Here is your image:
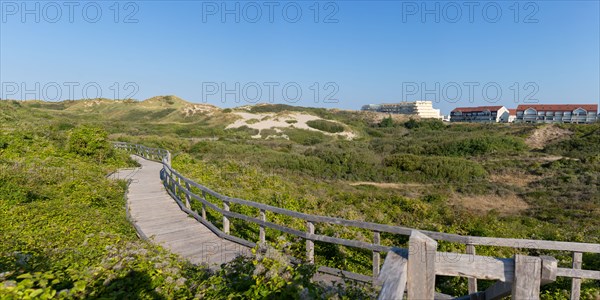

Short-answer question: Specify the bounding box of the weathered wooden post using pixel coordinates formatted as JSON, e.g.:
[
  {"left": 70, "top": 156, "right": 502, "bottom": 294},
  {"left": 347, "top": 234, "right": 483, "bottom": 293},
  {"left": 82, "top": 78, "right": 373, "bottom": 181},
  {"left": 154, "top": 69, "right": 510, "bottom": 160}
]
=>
[
  {"left": 184, "top": 181, "right": 191, "bottom": 209},
  {"left": 407, "top": 231, "right": 437, "bottom": 299},
  {"left": 201, "top": 190, "right": 207, "bottom": 220},
  {"left": 571, "top": 252, "right": 582, "bottom": 300},
  {"left": 259, "top": 209, "right": 266, "bottom": 244},
  {"left": 373, "top": 231, "right": 381, "bottom": 283},
  {"left": 306, "top": 221, "right": 315, "bottom": 263},
  {"left": 223, "top": 201, "right": 230, "bottom": 234},
  {"left": 466, "top": 243, "right": 477, "bottom": 293},
  {"left": 169, "top": 173, "right": 176, "bottom": 193},
  {"left": 512, "top": 254, "right": 542, "bottom": 299},
  {"left": 540, "top": 255, "right": 558, "bottom": 285},
  {"left": 173, "top": 175, "right": 179, "bottom": 195},
  {"left": 377, "top": 248, "right": 408, "bottom": 300}
]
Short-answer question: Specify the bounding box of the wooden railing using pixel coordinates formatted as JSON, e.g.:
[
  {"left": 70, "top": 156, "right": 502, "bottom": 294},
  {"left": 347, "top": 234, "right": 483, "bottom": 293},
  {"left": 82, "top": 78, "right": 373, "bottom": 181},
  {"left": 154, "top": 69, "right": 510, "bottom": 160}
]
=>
[{"left": 113, "top": 142, "right": 600, "bottom": 299}]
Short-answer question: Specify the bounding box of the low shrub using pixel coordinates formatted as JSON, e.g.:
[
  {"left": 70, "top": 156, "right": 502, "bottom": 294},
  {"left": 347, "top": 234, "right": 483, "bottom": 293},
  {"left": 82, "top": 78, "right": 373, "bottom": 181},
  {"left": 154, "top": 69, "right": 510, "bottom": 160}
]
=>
[
  {"left": 306, "top": 119, "right": 345, "bottom": 133},
  {"left": 384, "top": 154, "right": 487, "bottom": 182}
]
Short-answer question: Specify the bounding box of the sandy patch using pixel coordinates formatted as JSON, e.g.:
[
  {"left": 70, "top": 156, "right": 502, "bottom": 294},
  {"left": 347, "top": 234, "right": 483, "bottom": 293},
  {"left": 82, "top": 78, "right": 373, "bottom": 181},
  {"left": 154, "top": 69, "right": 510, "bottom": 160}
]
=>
[
  {"left": 226, "top": 112, "right": 356, "bottom": 140},
  {"left": 526, "top": 125, "right": 572, "bottom": 149},
  {"left": 182, "top": 104, "right": 219, "bottom": 117}
]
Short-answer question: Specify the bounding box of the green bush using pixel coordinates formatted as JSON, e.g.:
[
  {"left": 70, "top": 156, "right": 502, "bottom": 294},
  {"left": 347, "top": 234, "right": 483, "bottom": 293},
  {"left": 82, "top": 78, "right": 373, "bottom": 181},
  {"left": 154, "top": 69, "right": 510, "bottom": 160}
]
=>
[
  {"left": 379, "top": 116, "right": 394, "bottom": 128},
  {"left": 404, "top": 118, "right": 444, "bottom": 130},
  {"left": 306, "top": 119, "right": 345, "bottom": 133},
  {"left": 68, "top": 126, "right": 113, "bottom": 161},
  {"left": 431, "top": 136, "right": 528, "bottom": 156},
  {"left": 285, "top": 129, "right": 325, "bottom": 145},
  {"left": 384, "top": 154, "right": 487, "bottom": 182}
]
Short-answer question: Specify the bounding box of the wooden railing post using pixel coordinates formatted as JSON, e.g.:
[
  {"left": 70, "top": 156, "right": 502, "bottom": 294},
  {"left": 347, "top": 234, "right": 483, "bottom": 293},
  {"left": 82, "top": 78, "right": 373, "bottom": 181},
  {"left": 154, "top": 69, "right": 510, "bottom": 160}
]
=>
[
  {"left": 223, "top": 201, "right": 230, "bottom": 234},
  {"left": 306, "top": 221, "right": 315, "bottom": 264},
  {"left": 466, "top": 243, "right": 478, "bottom": 294},
  {"left": 407, "top": 231, "right": 437, "bottom": 299},
  {"left": 373, "top": 231, "right": 381, "bottom": 284},
  {"left": 201, "top": 190, "right": 207, "bottom": 220},
  {"left": 571, "top": 252, "right": 582, "bottom": 300},
  {"left": 377, "top": 248, "right": 408, "bottom": 299},
  {"left": 170, "top": 173, "right": 176, "bottom": 193},
  {"left": 173, "top": 175, "right": 179, "bottom": 195},
  {"left": 184, "top": 181, "right": 191, "bottom": 209},
  {"left": 259, "top": 209, "right": 266, "bottom": 244},
  {"left": 512, "top": 254, "right": 542, "bottom": 299}
]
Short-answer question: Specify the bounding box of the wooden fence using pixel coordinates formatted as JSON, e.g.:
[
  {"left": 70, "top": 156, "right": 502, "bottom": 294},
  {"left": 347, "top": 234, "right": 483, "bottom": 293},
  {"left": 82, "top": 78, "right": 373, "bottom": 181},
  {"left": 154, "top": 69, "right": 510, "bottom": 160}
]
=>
[{"left": 113, "top": 142, "right": 600, "bottom": 299}]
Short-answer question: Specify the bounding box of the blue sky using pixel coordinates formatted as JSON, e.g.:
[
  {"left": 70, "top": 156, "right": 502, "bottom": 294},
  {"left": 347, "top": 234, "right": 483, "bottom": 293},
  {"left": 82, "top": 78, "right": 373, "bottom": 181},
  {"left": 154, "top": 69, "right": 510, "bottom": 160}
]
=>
[{"left": 1, "top": 1, "right": 599, "bottom": 114}]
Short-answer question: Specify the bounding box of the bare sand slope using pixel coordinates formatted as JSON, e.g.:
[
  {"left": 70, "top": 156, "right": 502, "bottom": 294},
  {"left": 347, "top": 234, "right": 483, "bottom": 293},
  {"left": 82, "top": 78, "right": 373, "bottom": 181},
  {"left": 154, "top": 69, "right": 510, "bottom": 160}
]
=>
[{"left": 226, "top": 112, "right": 356, "bottom": 140}]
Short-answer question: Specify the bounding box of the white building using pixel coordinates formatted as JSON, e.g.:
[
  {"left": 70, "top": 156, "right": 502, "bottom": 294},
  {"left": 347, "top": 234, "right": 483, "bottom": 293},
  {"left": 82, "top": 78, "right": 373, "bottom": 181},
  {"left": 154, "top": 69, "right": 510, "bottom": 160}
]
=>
[
  {"left": 450, "top": 106, "right": 509, "bottom": 123},
  {"left": 361, "top": 101, "right": 442, "bottom": 119}
]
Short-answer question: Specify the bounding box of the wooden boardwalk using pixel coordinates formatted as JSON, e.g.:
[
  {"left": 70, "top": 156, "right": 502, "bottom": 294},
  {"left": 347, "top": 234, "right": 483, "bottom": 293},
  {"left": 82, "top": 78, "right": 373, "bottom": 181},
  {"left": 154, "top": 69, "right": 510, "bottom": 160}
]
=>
[
  {"left": 110, "top": 143, "right": 600, "bottom": 299},
  {"left": 110, "top": 156, "right": 250, "bottom": 268}
]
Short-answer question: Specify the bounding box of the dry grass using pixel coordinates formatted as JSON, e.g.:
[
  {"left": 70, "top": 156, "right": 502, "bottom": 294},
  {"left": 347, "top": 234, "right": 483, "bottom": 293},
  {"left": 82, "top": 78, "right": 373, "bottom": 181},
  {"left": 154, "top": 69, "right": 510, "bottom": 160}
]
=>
[
  {"left": 450, "top": 193, "right": 530, "bottom": 215},
  {"left": 488, "top": 172, "right": 541, "bottom": 188},
  {"left": 348, "top": 181, "right": 433, "bottom": 199},
  {"left": 349, "top": 181, "right": 427, "bottom": 189}
]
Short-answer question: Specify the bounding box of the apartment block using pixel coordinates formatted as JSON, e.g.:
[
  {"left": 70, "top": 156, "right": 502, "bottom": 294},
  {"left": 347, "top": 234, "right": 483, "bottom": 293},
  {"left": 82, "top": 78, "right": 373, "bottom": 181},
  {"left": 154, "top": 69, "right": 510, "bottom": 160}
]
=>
[
  {"left": 450, "top": 106, "right": 509, "bottom": 123},
  {"left": 515, "top": 104, "right": 598, "bottom": 124},
  {"left": 361, "top": 101, "right": 442, "bottom": 119}
]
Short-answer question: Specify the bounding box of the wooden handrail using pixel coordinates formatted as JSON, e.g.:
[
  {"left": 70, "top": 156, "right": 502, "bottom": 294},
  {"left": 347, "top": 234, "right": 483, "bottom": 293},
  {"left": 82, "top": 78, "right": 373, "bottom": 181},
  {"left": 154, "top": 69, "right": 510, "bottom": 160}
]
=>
[{"left": 114, "top": 142, "right": 600, "bottom": 299}]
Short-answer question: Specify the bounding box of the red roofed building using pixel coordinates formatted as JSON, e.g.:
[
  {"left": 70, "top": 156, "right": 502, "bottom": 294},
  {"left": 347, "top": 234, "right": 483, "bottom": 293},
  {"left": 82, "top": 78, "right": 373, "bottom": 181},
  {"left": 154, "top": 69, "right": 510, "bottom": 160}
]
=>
[
  {"left": 516, "top": 104, "right": 598, "bottom": 124},
  {"left": 450, "top": 106, "right": 509, "bottom": 123}
]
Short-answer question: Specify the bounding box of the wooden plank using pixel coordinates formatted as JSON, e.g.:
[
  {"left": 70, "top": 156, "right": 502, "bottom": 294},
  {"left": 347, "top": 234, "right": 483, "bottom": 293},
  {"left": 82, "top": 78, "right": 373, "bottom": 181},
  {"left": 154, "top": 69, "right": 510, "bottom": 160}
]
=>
[
  {"left": 512, "top": 254, "right": 541, "bottom": 300},
  {"left": 407, "top": 231, "right": 437, "bottom": 299},
  {"left": 436, "top": 253, "right": 514, "bottom": 282},
  {"left": 306, "top": 221, "right": 315, "bottom": 264},
  {"left": 466, "top": 244, "right": 477, "bottom": 294},
  {"left": 556, "top": 267, "right": 600, "bottom": 280},
  {"left": 571, "top": 252, "right": 582, "bottom": 300},
  {"left": 377, "top": 248, "right": 408, "bottom": 300}
]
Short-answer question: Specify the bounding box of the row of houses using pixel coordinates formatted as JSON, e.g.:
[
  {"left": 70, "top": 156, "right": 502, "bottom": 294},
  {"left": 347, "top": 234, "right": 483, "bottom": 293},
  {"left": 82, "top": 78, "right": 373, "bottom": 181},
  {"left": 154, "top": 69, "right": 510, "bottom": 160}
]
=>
[
  {"left": 450, "top": 104, "right": 599, "bottom": 124},
  {"left": 360, "top": 101, "right": 599, "bottom": 124}
]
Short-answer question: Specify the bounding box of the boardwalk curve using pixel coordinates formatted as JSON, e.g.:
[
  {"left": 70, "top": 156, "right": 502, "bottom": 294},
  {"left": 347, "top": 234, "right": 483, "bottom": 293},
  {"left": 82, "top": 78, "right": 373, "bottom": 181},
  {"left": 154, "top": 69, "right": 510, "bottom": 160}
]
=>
[{"left": 111, "top": 156, "right": 250, "bottom": 268}]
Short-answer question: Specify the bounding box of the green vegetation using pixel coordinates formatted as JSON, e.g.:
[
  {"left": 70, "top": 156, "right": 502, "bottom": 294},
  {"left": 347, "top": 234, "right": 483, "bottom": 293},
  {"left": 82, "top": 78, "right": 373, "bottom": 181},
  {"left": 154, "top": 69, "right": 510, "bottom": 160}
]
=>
[
  {"left": 306, "top": 120, "right": 345, "bottom": 133},
  {"left": 0, "top": 125, "right": 198, "bottom": 298},
  {"left": 284, "top": 128, "right": 326, "bottom": 146},
  {"left": 1, "top": 98, "right": 599, "bottom": 298}
]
